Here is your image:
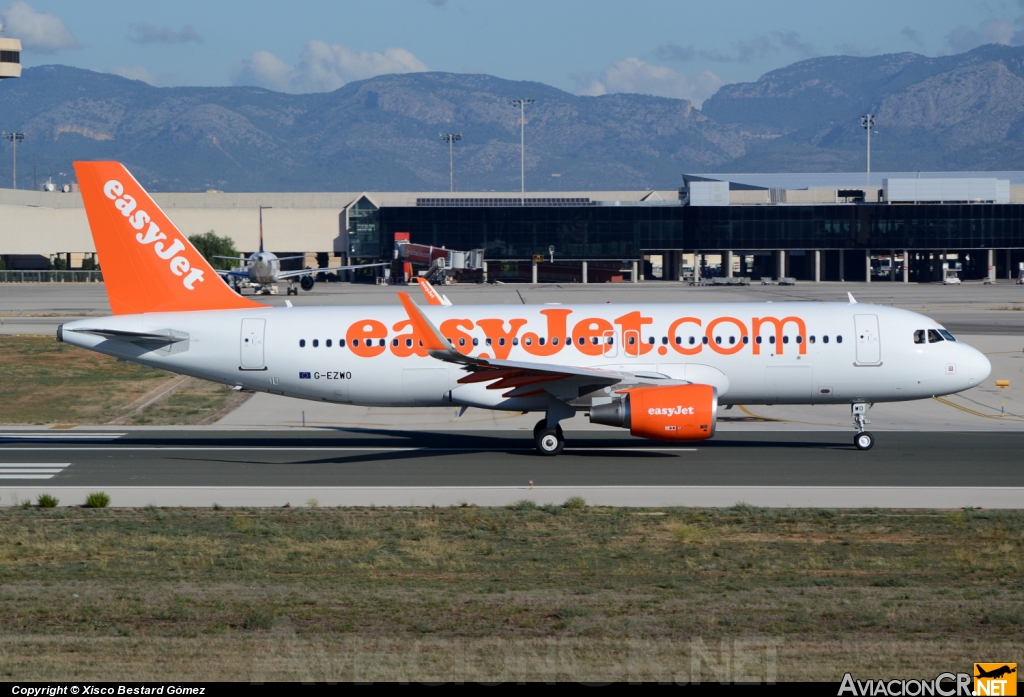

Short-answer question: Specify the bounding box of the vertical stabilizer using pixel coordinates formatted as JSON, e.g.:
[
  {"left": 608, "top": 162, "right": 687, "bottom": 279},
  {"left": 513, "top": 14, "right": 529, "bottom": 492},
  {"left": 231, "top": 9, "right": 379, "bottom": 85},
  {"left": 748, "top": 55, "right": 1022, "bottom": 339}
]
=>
[{"left": 74, "top": 161, "right": 266, "bottom": 315}]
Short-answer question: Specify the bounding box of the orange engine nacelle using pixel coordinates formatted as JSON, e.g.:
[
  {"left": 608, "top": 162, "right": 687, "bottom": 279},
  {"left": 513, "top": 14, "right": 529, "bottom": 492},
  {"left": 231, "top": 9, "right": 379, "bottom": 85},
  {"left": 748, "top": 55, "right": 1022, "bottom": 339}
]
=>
[{"left": 589, "top": 384, "right": 718, "bottom": 441}]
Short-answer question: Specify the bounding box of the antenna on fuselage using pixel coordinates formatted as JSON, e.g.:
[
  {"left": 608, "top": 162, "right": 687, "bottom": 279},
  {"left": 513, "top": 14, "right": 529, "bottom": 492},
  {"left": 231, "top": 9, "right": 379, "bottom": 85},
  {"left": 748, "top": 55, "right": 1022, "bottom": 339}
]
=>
[{"left": 848, "top": 292, "right": 857, "bottom": 304}]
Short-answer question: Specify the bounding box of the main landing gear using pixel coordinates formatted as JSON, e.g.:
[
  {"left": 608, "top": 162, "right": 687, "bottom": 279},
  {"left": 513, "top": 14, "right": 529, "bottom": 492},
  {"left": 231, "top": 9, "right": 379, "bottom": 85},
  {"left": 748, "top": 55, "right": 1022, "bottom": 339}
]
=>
[
  {"left": 851, "top": 403, "right": 874, "bottom": 450},
  {"left": 534, "top": 419, "right": 565, "bottom": 456}
]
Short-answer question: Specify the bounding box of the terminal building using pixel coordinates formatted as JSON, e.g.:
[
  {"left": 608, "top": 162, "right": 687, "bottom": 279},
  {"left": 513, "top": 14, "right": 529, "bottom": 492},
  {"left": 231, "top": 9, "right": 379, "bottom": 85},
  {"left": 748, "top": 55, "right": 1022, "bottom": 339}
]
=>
[{"left": 2, "top": 171, "right": 1023, "bottom": 283}]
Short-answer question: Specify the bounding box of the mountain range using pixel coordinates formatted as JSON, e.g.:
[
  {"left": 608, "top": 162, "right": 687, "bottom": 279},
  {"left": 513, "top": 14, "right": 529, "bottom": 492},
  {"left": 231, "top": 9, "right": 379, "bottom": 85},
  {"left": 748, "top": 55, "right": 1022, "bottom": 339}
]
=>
[{"left": 1, "top": 43, "right": 1023, "bottom": 192}]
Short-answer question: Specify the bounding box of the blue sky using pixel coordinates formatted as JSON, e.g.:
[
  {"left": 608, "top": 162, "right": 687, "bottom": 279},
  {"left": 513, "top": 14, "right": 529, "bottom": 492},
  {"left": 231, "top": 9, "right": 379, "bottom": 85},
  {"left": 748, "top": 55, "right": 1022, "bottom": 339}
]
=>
[{"left": 2, "top": 0, "right": 1022, "bottom": 105}]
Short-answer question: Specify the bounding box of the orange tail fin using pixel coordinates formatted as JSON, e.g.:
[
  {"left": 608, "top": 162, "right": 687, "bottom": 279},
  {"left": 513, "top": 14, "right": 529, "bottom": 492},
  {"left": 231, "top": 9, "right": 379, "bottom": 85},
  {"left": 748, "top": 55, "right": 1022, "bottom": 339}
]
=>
[{"left": 74, "top": 161, "right": 265, "bottom": 315}]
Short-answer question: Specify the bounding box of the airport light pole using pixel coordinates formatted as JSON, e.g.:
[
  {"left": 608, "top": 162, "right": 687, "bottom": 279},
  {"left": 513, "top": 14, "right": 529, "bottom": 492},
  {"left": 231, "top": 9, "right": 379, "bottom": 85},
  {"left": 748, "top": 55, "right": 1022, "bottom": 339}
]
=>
[
  {"left": 510, "top": 99, "right": 534, "bottom": 194},
  {"left": 2, "top": 131, "right": 24, "bottom": 189},
  {"left": 861, "top": 114, "right": 875, "bottom": 191},
  {"left": 439, "top": 133, "right": 462, "bottom": 192}
]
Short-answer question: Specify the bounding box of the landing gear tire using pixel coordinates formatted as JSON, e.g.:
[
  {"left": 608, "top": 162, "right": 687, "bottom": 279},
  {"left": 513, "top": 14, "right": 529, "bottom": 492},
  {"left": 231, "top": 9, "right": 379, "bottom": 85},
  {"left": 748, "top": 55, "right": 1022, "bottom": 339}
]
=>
[
  {"left": 534, "top": 420, "right": 565, "bottom": 456},
  {"left": 854, "top": 431, "right": 874, "bottom": 451}
]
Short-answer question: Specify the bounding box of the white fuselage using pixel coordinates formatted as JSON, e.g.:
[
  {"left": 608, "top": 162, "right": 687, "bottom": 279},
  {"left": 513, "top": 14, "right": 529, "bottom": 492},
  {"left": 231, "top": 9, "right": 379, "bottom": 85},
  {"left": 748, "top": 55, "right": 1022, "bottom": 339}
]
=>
[
  {"left": 245, "top": 252, "right": 282, "bottom": 284},
  {"left": 59, "top": 302, "right": 991, "bottom": 412}
]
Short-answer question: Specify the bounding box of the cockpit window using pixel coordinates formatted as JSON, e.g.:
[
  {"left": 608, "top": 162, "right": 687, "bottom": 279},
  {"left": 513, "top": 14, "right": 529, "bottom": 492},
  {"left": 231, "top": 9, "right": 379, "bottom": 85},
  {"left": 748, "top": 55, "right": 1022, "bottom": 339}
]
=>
[
  {"left": 937, "top": 329, "right": 956, "bottom": 342},
  {"left": 927, "top": 329, "right": 943, "bottom": 343},
  {"left": 914, "top": 330, "right": 926, "bottom": 344}
]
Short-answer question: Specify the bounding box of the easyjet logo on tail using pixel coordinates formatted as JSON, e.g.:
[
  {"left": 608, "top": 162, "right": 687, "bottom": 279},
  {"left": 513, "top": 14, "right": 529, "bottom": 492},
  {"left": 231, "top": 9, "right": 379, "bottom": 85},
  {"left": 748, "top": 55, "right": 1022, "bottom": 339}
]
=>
[{"left": 103, "top": 179, "right": 205, "bottom": 290}]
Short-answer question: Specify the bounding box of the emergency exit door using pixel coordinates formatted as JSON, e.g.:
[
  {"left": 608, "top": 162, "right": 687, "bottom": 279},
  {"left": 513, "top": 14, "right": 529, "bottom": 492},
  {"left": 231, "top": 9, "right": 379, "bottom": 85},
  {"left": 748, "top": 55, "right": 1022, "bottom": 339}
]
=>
[
  {"left": 854, "top": 314, "right": 881, "bottom": 365},
  {"left": 240, "top": 318, "right": 266, "bottom": 370}
]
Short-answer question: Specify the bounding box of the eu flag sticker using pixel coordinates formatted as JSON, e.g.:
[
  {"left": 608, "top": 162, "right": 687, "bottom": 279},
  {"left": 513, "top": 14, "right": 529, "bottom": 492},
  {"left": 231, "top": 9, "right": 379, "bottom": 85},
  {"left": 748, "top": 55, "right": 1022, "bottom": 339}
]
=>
[{"left": 299, "top": 372, "right": 311, "bottom": 379}]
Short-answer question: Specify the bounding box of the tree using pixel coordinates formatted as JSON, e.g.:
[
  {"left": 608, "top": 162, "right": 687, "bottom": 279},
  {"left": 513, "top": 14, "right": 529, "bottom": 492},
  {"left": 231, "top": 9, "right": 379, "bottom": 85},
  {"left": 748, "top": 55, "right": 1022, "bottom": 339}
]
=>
[{"left": 188, "top": 231, "right": 240, "bottom": 270}]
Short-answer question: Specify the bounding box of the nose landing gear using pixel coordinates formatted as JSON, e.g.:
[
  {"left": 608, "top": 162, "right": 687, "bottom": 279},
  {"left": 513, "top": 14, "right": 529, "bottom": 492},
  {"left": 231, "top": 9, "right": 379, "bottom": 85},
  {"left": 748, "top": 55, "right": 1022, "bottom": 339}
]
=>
[{"left": 851, "top": 403, "right": 874, "bottom": 450}]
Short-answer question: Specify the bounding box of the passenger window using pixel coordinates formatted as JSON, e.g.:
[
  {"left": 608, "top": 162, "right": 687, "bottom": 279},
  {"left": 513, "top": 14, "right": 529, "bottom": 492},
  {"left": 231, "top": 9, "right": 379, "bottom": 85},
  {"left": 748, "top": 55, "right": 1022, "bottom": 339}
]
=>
[
  {"left": 647, "top": 337, "right": 655, "bottom": 345},
  {"left": 578, "top": 337, "right": 585, "bottom": 345},
  {"left": 607, "top": 336, "right": 614, "bottom": 344},
  {"left": 836, "top": 336, "right": 843, "bottom": 344},
  {"left": 512, "top": 338, "right": 519, "bottom": 346},
  {"left": 742, "top": 336, "right": 749, "bottom": 344},
  {"left": 769, "top": 336, "right": 776, "bottom": 344},
  {"left": 783, "top": 336, "right": 789, "bottom": 344},
  {"left": 702, "top": 336, "right": 709, "bottom": 344},
  {"left": 914, "top": 330, "right": 926, "bottom": 344},
  {"left": 675, "top": 336, "right": 682, "bottom": 345},
  {"left": 628, "top": 336, "right": 635, "bottom": 345},
  {"left": 809, "top": 335, "right": 816, "bottom": 344},
  {"left": 299, "top": 339, "right": 305, "bottom": 347},
  {"left": 552, "top": 337, "right": 559, "bottom": 346},
  {"left": 486, "top": 338, "right": 492, "bottom": 346},
  {"left": 473, "top": 338, "right": 479, "bottom": 346},
  {"left": 380, "top": 339, "right": 386, "bottom": 347},
  {"left": 823, "top": 336, "right": 829, "bottom": 344},
  {"left": 392, "top": 339, "right": 399, "bottom": 347},
  {"left": 729, "top": 336, "right": 736, "bottom": 345},
  {"left": 538, "top": 337, "right": 544, "bottom": 346},
  {"left": 927, "top": 329, "right": 943, "bottom": 343},
  {"left": 688, "top": 336, "right": 695, "bottom": 345},
  {"left": 714, "top": 336, "right": 721, "bottom": 345},
  {"left": 352, "top": 339, "right": 359, "bottom": 347},
  {"left": 499, "top": 338, "right": 506, "bottom": 346},
  {"left": 460, "top": 338, "right": 467, "bottom": 346},
  {"left": 755, "top": 336, "right": 762, "bottom": 344},
  {"left": 796, "top": 336, "right": 802, "bottom": 344},
  {"left": 339, "top": 339, "right": 345, "bottom": 347},
  {"left": 591, "top": 337, "right": 599, "bottom": 345},
  {"left": 406, "top": 338, "right": 413, "bottom": 347},
  {"left": 662, "top": 337, "right": 668, "bottom": 345},
  {"left": 312, "top": 339, "right": 319, "bottom": 347},
  {"left": 326, "top": 339, "right": 332, "bottom": 347}
]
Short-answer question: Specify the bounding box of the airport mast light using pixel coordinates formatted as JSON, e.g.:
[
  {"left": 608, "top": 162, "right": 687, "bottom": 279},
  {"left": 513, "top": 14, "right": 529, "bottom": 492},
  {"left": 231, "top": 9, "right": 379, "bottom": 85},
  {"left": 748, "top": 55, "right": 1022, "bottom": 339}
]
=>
[
  {"left": 861, "top": 114, "right": 876, "bottom": 190},
  {"left": 439, "top": 132, "right": 462, "bottom": 192},
  {"left": 510, "top": 99, "right": 535, "bottom": 194},
  {"left": 1, "top": 131, "right": 24, "bottom": 189}
]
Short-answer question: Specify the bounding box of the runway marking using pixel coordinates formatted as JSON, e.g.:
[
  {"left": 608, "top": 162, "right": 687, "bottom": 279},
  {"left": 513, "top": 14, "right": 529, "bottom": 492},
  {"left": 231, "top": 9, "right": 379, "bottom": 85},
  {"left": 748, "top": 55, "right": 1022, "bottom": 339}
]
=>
[
  {"left": 0, "top": 433, "right": 125, "bottom": 442},
  {"left": 0, "top": 463, "right": 71, "bottom": 479}
]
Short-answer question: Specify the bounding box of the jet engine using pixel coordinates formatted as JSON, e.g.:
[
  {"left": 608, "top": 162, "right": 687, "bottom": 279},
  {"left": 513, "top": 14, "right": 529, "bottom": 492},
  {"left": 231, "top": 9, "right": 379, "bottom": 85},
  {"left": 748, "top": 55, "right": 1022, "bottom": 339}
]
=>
[
  {"left": 299, "top": 275, "right": 315, "bottom": 291},
  {"left": 589, "top": 384, "right": 717, "bottom": 441}
]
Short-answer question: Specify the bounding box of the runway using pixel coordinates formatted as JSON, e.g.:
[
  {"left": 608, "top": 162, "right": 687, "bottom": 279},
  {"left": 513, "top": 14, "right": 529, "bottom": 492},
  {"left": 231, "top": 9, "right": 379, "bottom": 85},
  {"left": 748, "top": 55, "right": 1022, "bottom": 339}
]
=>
[{"left": 1, "top": 429, "right": 1021, "bottom": 508}]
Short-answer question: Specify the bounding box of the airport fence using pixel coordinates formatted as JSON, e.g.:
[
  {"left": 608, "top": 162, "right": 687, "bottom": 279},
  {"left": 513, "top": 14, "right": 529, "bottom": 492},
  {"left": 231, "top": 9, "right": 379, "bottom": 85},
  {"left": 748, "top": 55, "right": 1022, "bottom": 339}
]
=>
[{"left": 0, "top": 270, "right": 103, "bottom": 283}]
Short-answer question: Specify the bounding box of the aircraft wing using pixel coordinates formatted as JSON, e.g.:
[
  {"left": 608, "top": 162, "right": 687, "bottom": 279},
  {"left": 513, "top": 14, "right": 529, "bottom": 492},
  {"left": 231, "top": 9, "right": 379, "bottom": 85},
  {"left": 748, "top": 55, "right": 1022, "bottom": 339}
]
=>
[
  {"left": 416, "top": 277, "right": 452, "bottom": 306},
  {"left": 276, "top": 263, "right": 389, "bottom": 280},
  {"left": 212, "top": 255, "right": 251, "bottom": 262},
  {"left": 216, "top": 269, "right": 250, "bottom": 279},
  {"left": 397, "top": 292, "right": 680, "bottom": 400}
]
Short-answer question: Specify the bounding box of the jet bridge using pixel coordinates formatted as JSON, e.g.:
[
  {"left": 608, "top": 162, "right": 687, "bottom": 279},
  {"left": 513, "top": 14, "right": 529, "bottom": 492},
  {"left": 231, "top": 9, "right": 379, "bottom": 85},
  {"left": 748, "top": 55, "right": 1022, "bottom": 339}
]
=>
[{"left": 393, "top": 232, "right": 485, "bottom": 284}]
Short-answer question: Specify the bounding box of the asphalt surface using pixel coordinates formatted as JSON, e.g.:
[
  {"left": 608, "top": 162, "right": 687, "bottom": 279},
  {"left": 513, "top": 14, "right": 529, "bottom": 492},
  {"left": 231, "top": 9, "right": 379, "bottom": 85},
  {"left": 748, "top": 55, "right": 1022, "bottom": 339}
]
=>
[{"left": 1, "top": 429, "right": 1021, "bottom": 488}]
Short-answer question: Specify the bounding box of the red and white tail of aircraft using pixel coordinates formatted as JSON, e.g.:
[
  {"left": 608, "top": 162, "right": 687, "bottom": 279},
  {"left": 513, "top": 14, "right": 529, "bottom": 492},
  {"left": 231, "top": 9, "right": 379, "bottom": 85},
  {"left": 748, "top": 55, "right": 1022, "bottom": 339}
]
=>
[{"left": 60, "top": 161, "right": 991, "bottom": 454}]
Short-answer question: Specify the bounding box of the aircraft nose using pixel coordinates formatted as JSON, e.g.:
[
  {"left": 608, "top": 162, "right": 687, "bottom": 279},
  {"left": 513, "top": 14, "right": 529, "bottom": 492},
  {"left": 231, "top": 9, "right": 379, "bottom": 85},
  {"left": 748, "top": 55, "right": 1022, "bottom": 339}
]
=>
[{"left": 968, "top": 347, "right": 992, "bottom": 386}]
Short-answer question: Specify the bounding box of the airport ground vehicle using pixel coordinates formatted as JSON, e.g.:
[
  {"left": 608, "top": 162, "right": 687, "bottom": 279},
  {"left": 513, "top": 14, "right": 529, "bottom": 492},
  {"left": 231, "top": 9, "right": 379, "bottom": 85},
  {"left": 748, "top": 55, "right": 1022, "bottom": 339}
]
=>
[{"left": 58, "top": 162, "right": 991, "bottom": 455}]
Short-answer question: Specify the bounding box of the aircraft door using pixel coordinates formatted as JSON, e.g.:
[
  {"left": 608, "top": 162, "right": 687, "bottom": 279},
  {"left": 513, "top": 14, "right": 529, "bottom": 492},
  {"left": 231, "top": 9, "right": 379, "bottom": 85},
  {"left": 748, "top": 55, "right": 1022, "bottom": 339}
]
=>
[
  {"left": 240, "top": 318, "right": 266, "bottom": 370},
  {"left": 854, "top": 314, "right": 881, "bottom": 365},
  {"left": 602, "top": 329, "right": 618, "bottom": 357}
]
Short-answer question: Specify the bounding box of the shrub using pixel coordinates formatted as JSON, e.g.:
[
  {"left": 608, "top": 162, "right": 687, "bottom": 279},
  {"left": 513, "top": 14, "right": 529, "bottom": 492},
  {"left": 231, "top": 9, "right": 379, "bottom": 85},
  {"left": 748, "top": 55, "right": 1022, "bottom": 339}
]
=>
[
  {"left": 511, "top": 499, "right": 537, "bottom": 511},
  {"left": 36, "top": 494, "right": 58, "bottom": 508},
  {"left": 84, "top": 492, "right": 110, "bottom": 508},
  {"left": 243, "top": 609, "right": 275, "bottom": 630},
  {"left": 564, "top": 496, "right": 586, "bottom": 510}
]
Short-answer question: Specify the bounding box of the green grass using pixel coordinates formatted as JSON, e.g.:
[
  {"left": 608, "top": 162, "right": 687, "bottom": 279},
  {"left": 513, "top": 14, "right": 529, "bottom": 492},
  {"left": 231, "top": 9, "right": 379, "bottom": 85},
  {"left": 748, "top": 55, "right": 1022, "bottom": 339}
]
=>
[
  {"left": 0, "top": 336, "right": 248, "bottom": 425},
  {"left": 0, "top": 506, "right": 1021, "bottom": 681}
]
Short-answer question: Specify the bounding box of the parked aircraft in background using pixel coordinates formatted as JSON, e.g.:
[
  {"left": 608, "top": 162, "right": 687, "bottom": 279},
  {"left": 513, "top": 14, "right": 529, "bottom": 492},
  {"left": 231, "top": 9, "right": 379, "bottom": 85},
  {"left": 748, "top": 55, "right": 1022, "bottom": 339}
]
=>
[
  {"left": 215, "top": 207, "right": 385, "bottom": 295},
  {"left": 61, "top": 162, "right": 991, "bottom": 455}
]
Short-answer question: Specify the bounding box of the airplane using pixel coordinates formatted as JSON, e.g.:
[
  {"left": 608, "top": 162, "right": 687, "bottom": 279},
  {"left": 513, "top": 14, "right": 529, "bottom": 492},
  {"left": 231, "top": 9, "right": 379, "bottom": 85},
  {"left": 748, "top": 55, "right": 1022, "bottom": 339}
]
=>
[
  {"left": 214, "top": 206, "right": 386, "bottom": 295},
  {"left": 58, "top": 162, "right": 992, "bottom": 456},
  {"left": 975, "top": 665, "right": 1017, "bottom": 680}
]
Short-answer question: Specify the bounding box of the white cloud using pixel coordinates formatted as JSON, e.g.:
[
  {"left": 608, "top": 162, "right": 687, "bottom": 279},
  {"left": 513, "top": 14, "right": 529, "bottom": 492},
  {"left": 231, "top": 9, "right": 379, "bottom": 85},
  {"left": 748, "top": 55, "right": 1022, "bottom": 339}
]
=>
[
  {"left": 231, "top": 40, "right": 428, "bottom": 93},
  {"left": 946, "top": 18, "right": 1019, "bottom": 52},
  {"left": 0, "top": 0, "right": 79, "bottom": 53},
  {"left": 128, "top": 23, "right": 203, "bottom": 45},
  {"left": 578, "top": 57, "right": 723, "bottom": 107}
]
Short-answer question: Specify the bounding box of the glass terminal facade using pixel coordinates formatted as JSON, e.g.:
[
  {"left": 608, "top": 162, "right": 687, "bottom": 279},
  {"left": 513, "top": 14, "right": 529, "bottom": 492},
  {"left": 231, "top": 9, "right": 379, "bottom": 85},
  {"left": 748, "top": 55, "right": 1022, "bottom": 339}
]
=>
[{"left": 374, "top": 203, "right": 1024, "bottom": 261}]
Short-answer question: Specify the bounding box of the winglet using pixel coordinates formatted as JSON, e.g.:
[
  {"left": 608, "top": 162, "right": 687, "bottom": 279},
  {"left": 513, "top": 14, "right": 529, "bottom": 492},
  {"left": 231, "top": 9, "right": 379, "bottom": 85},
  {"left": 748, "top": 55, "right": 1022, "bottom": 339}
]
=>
[
  {"left": 74, "top": 161, "right": 266, "bottom": 315},
  {"left": 416, "top": 277, "right": 450, "bottom": 306},
  {"left": 397, "top": 292, "right": 451, "bottom": 351},
  {"left": 848, "top": 292, "right": 857, "bottom": 304}
]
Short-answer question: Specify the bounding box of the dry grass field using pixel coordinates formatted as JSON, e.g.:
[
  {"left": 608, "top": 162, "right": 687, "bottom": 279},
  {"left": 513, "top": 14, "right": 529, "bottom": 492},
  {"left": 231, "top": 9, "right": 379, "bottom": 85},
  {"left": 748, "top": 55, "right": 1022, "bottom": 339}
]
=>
[
  {"left": 0, "top": 505, "right": 1020, "bottom": 682},
  {"left": 0, "top": 335, "right": 248, "bottom": 425}
]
